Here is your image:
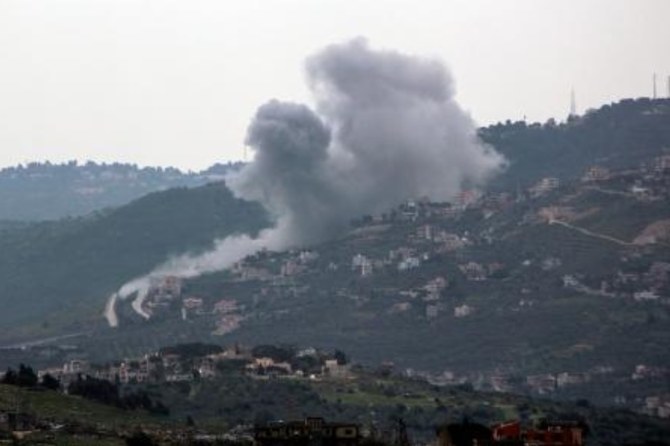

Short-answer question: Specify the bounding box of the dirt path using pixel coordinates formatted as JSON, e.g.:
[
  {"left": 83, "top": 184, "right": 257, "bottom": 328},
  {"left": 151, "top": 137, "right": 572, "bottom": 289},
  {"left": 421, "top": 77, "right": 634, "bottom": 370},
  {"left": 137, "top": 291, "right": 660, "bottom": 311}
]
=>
[{"left": 549, "top": 219, "right": 633, "bottom": 247}]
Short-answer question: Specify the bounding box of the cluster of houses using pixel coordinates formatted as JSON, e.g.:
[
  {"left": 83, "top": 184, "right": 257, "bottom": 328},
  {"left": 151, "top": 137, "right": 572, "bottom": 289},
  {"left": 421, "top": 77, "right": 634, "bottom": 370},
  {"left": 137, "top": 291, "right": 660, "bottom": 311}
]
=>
[
  {"left": 350, "top": 248, "right": 434, "bottom": 277},
  {"left": 561, "top": 259, "right": 670, "bottom": 303},
  {"left": 253, "top": 417, "right": 586, "bottom": 446},
  {"left": 406, "top": 362, "right": 670, "bottom": 420},
  {"left": 643, "top": 394, "right": 670, "bottom": 418},
  {"left": 409, "top": 368, "right": 595, "bottom": 396},
  {"left": 582, "top": 157, "right": 670, "bottom": 203},
  {"left": 88, "top": 161, "right": 669, "bottom": 426},
  {"left": 33, "top": 344, "right": 353, "bottom": 391},
  {"left": 434, "top": 419, "right": 585, "bottom": 446},
  {"left": 161, "top": 162, "right": 666, "bottom": 332},
  {"left": 255, "top": 417, "right": 359, "bottom": 446}
]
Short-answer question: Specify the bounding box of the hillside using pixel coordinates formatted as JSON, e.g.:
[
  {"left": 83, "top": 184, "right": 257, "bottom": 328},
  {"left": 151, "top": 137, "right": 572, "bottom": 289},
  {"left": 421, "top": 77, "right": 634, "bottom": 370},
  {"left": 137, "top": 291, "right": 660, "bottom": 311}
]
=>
[
  {"left": 3, "top": 344, "right": 670, "bottom": 446},
  {"left": 0, "top": 182, "right": 269, "bottom": 342},
  {"left": 1, "top": 97, "right": 670, "bottom": 420},
  {"left": 0, "top": 161, "right": 242, "bottom": 221},
  {"left": 67, "top": 160, "right": 670, "bottom": 416},
  {"left": 0, "top": 383, "right": 158, "bottom": 428},
  {"left": 481, "top": 98, "right": 670, "bottom": 191},
  {"left": 3, "top": 99, "right": 668, "bottom": 222}
]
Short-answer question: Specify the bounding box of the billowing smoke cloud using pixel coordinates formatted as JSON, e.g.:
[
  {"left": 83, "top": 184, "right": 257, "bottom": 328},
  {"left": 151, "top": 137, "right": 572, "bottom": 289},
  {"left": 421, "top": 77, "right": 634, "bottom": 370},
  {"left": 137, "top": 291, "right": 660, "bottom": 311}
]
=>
[
  {"left": 228, "top": 38, "right": 504, "bottom": 244},
  {"left": 104, "top": 38, "right": 504, "bottom": 327}
]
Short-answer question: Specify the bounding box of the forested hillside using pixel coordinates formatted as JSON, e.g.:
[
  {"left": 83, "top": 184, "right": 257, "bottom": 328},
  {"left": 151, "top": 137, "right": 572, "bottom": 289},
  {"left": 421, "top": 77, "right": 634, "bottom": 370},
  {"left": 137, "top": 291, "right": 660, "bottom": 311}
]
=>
[
  {"left": 0, "top": 161, "right": 242, "bottom": 221},
  {"left": 0, "top": 182, "right": 268, "bottom": 342},
  {"left": 481, "top": 98, "right": 670, "bottom": 190}
]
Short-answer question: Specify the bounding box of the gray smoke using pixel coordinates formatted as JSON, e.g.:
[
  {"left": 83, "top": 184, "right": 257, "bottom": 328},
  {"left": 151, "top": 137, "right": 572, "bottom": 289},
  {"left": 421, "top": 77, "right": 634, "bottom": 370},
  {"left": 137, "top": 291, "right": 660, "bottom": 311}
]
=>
[
  {"left": 104, "top": 38, "right": 505, "bottom": 327},
  {"left": 228, "top": 38, "right": 504, "bottom": 245}
]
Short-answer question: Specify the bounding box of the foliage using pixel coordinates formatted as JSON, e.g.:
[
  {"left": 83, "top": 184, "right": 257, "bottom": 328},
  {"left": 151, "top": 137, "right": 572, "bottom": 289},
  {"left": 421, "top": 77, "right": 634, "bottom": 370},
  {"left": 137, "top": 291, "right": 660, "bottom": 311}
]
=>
[
  {"left": 0, "top": 181, "right": 269, "bottom": 340},
  {"left": 0, "top": 160, "right": 244, "bottom": 221},
  {"left": 67, "top": 375, "right": 169, "bottom": 415},
  {"left": 159, "top": 343, "right": 224, "bottom": 360},
  {"left": 251, "top": 345, "right": 295, "bottom": 362},
  {"left": 480, "top": 98, "right": 670, "bottom": 191},
  {"left": 40, "top": 373, "right": 61, "bottom": 391},
  {"left": 1, "top": 364, "right": 38, "bottom": 387}
]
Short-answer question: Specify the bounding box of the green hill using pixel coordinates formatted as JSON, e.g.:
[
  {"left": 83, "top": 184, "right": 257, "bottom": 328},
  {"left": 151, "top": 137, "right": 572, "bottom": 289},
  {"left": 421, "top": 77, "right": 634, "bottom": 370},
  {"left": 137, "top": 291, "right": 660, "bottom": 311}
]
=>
[
  {"left": 2, "top": 97, "right": 670, "bottom": 421},
  {"left": 0, "top": 161, "right": 242, "bottom": 221},
  {"left": 0, "top": 383, "right": 157, "bottom": 428},
  {"left": 0, "top": 182, "right": 269, "bottom": 343},
  {"left": 3, "top": 365, "right": 669, "bottom": 446},
  {"left": 55, "top": 163, "right": 669, "bottom": 415},
  {"left": 482, "top": 98, "right": 670, "bottom": 190}
]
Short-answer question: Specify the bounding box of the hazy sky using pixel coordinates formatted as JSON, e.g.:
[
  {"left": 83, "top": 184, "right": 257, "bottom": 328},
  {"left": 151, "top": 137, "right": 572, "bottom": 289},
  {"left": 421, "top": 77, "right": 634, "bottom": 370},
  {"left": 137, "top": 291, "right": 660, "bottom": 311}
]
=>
[{"left": 1, "top": 0, "right": 669, "bottom": 171}]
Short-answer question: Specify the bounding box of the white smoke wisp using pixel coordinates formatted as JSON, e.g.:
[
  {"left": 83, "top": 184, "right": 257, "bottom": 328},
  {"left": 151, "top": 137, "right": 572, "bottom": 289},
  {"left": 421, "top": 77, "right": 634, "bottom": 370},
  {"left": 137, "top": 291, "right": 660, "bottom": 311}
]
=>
[
  {"left": 103, "top": 229, "right": 286, "bottom": 327},
  {"left": 103, "top": 38, "right": 505, "bottom": 327}
]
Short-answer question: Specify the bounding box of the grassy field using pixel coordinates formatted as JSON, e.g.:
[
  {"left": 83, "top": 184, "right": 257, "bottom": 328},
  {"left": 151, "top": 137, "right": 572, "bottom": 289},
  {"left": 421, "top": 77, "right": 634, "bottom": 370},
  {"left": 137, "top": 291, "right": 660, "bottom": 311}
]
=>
[{"left": 0, "top": 384, "right": 164, "bottom": 430}]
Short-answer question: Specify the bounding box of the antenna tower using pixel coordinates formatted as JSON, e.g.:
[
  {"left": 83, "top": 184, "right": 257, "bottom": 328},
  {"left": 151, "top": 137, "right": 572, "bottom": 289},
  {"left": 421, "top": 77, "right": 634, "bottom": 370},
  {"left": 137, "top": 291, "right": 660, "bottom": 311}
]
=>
[
  {"left": 653, "top": 73, "right": 657, "bottom": 99},
  {"left": 569, "top": 88, "right": 577, "bottom": 117}
]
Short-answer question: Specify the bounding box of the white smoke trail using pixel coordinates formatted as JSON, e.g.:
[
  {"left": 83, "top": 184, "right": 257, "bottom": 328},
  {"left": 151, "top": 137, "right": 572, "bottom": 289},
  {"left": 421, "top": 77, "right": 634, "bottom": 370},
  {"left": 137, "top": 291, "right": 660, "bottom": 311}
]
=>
[{"left": 103, "top": 228, "right": 286, "bottom": 327}]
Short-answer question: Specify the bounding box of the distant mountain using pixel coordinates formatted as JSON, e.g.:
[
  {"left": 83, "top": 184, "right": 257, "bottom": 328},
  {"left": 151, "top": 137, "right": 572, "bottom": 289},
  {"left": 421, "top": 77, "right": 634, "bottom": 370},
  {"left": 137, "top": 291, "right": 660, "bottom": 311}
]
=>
[
  {"left": 0, "top": 160, "right": 244, "bottom": 221},
  {"left": 0, "top": 182, "right": 269, "bottom": 342},
  {"left": 481, "top": 98, "right": 670, "bottom": 191}
]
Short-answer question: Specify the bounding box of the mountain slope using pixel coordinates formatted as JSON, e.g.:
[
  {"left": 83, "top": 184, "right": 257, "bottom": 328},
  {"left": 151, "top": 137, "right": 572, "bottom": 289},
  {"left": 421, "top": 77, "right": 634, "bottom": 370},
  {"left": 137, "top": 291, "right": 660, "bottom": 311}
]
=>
[
  {"left": 0, "top": 161, "right": 242, "bottom": 221},
  {"left": 2, "top": 97, "right": 669, "bottom": 414},
  {"left": 481, "top": 98, "right": 670, "bottom": 190},
  {"left": 71, "top": 163, "right": 670, "bottom": 414},
  {"left": 0, "top": 182, "right": 269, "bottom": 342}
]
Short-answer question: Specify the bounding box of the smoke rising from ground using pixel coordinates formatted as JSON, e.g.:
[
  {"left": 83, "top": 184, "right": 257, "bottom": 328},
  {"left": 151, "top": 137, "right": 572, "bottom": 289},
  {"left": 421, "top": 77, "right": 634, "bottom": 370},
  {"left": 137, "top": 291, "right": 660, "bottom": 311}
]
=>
[
  {"left": 104, "top": 38, "right": 505, "bottom": 326},
  {"left": 228, "top": 38, "right": 504, "bottom": 244},
  {"left": 104, "top": 230, "right": 284, "bottom": 327}
]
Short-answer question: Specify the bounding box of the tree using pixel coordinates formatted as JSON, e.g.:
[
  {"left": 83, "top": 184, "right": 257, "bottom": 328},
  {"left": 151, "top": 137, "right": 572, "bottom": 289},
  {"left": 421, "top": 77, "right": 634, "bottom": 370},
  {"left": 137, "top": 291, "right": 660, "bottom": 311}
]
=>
[
  {"left": 41, "top": 373, "right": 61, "bottom": 391},
  {"left": 251, "top": 345, "right": 294, "bottom": 363},
  {"left": 1, "top": 367, "right": 17, "bottom": 385},
  {"left": 334, "top": 349, "right": 349, "bottom": 365},
  {"left": 17, "top": 364, "right": 38, "bottom": 387},
  {"left": 68, "top": 375, "right": 120, "bottom": 406}
]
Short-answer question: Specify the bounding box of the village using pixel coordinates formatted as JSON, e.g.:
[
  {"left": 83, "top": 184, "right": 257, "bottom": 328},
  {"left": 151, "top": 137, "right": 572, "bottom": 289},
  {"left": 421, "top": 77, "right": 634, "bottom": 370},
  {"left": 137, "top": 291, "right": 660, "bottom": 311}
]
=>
[
  {"left": 21, "top": 342, "right": 352, "bottom": 392},
  {"left": 1, "top": 159, "right": 669, "bottom": 443},
  {"left": 87, "top": 157, "right": 670, "bottom": 423},
  {"left": 135, "top": 157, "right": 670, "bottom": 330},
  {"left": 0, "top": 331, "right": 666, "bottom": 424},
  {"left": 0, "top": 343, "right": 598, "bottom": 446}
]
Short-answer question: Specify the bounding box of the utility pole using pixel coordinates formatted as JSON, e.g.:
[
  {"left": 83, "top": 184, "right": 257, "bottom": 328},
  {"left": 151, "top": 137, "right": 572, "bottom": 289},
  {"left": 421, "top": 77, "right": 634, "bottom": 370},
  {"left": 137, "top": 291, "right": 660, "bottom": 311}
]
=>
[{"left": 569, "top": 88, "right": 577, "bottom": 117}]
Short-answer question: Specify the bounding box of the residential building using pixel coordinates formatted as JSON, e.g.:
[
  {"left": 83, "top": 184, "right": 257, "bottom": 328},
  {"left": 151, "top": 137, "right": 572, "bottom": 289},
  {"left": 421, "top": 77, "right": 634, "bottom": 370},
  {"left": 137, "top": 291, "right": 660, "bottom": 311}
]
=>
[
  {"left": 582, "top": 166, "right": 611, "bottom": 182},
  {"left": 255, "top": 418, "right": 359, "bottom": 446}
]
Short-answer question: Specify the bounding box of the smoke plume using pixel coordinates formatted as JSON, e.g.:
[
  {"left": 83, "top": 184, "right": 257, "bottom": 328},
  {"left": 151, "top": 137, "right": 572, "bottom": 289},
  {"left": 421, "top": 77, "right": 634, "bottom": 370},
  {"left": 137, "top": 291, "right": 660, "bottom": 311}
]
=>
[
  {"left": 228, "top": 38, "right": 503, "bottom": 243},
  {"left": 104, "top": 38, "right": 504, "bottom": 327}
]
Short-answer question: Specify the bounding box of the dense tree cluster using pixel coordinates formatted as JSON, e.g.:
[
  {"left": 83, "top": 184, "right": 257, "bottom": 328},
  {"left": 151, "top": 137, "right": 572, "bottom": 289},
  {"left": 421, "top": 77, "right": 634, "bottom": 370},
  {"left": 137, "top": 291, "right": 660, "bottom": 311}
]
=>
[
  {"left": 1, "top": 364, "right": 38, "bottom": 387},
  {"left": 480, "top": 98, "right": 670, "bottom": 191},
  {"left": 68, "top": 375, "right": 169, "bottom": 415}
]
